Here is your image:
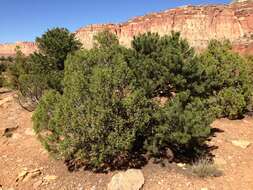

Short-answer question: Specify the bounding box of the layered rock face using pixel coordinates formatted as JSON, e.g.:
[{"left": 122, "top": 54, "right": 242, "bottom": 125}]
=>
[
  {"left": 0, "top": 42, "right": 37, "bottom": 57},
  {"left": 75, "top": 1, "right": 253, "bottom": 53},
  {"left": 1, "top": 1, "right": 253, "bottom": 56}
]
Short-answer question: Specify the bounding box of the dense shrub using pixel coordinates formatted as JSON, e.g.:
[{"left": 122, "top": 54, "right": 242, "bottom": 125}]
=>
[
  {"left": 33, "top": 43, "right": 156, "bottom": 168},
  {"left": 198, "top": 40, "right": 253, "bottom": 119},
  {"left": 145, "top": 92, "right": 215, "bottom": 156},
  {"left": 33, "top": 31, "right": 253, "bottom": 170}
]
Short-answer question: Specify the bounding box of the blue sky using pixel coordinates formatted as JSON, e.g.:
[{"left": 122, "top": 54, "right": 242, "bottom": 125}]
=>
[{"left": 1, "top": 0, "right": 230, "bottom": 43}]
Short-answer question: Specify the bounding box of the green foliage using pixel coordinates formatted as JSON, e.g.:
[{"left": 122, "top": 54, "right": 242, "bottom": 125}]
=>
[
  {"left": 8, "top": 28, "right": 81, "bottom": 102},
  {"left": 146, "top": 92, "right": 214, "bottom": 155},
  {"left": 0, "top": 56, "right": 13, "bottom": 87},
  {"left": 34, "top": 43, "right": 155, "bottom": 168},
  {"left": 7, "top": 48, "right": 28, "bottom": 89},
  {"left": 130, "top": 31, "right": 197, "bottom": 97},
  {"left": 36, "top": 27, "right": 81, "bottom": 70},
  {"left": 33, "top": 31, "right": 253, "bottom": 170},
  {"left": 33, "top": 90, "right": 62, "bottom": 154},
  {"left": 93, "top": 30, "right": 119, "bottom": 49},
  {"left": 198, "top": 40, "right": 253, "bottom": 118}
]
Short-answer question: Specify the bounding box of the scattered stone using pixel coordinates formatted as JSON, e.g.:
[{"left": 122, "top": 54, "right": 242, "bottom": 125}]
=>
[
  {"left": 23, "top": 169, "right": 42, "bottom": 182},
  {"left": 107, "top": 169, "right": 144, "bottom": 190},
  {"left": 16, "top": 169, "right": 28, "bottom": 182},
  {"left": 177, "top": 163, "right": 186, "bottom": 169},
  {"left": 43, "top": 175, "right": 58, "bottom": 181},
  {"left": 16, "top": 168, "right": 42, "bottom": 183},
  {"left": 231, "top": 140, "right": 251, "bottom": 149},
  {"left": 24, "top": 128, "right": 36, "bottom": 136}
]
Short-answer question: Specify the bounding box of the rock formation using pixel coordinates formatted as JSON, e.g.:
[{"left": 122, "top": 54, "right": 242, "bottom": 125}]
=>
[
  {"left": 1, "top": 1, "right": 253, "bottom": 56},
  {"left": 0, "top": 42, "right": 37, "bottom": 57}
]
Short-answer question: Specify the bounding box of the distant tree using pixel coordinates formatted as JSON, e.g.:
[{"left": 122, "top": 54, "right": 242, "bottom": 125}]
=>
[
  {"left": 36, "top": 27, "right": 81, "bottom": 70},
  {"left": 6, "top": 28, "right": 81, "bottom": 111},
  {"left": 0, "top": 62, "right": 6, "bottom": 87},
  {"left": 9, "top": 28, "right": 81, "bottom": 102},
  {"left": 93, "top": 30, "right": 119, "bottom": 49},
  {"left": 7, "top": 47, "right": 28, "bottom": 89}
]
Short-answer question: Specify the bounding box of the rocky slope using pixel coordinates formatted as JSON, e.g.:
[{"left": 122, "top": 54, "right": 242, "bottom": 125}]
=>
[{"left": 1, "top": 1, "right": 253, "bottom": 56}]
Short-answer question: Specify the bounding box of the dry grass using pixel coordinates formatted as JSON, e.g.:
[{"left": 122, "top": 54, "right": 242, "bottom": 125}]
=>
[{"left": 190, "top": 158, "right": 222, "bottom": 178}]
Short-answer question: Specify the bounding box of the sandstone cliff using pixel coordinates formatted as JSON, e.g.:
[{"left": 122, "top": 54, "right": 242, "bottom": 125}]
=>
[
  {"left": 1, "top": 1, "right": 253, "bottom": 56},
  {"left": 75, "top": 1, "right": 253, "bottom": 52},
  {"left": 0, "top": 42, "right": 37, "bottom": 57}
]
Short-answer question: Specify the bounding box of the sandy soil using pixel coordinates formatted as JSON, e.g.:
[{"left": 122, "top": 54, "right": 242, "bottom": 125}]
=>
[{"left": 0, "top": 91, "right": 253, "bottom": 190}]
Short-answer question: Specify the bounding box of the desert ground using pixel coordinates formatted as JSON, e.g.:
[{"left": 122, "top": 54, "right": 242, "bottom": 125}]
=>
[{"left": 0, "top": 90, "right": 253, "bottom": 190}]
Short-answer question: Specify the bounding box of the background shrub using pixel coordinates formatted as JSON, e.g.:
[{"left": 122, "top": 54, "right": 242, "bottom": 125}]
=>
[
  {"left": 0, "top": 56, "right": 13, "bottom": 87},
  {"left": 8, "top": 28, "right": 81, "bottom": 103}
]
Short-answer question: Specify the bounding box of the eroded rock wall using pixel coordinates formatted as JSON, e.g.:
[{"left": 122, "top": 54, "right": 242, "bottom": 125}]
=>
[
  {"left": 0, "top": 42, "right": 37, "bottom": 57},
  {"left": 1, "top": 1, "right": 253, "bottom": 56},
  {"left": 75, "top": 2, "right": 253, "bottom": 52}
]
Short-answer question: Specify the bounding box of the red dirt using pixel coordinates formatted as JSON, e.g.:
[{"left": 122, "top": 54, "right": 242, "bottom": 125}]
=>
[{"left": 0, "top": 91, "right": 253, "bottom": 190}]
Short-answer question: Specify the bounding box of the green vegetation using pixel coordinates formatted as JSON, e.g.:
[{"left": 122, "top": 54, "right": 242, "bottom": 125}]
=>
[
  {"left": 8, "top": 28, "right": 81, "bottom": 103},
  {"left": 6, "top": 28, "right": 252, "bottom": 170},
  {"left": 0, "top": 65, "right": 5, "bottom": 87},
  {"left": 0, "top": 56, "right": 13, "bottom": 87}
]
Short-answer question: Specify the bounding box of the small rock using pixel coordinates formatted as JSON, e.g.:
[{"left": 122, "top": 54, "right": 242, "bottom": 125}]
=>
[
  {"left": 23, "top": 169, "right": 42, "bottom": 182},
  {"left": 107, "top": 169, "right": 144, "bottom": 190},
  {"left": 177, "top": 163, "right": 186, "bottom": 169},
  {"left": 24, "top": 128, "right": 36, "bottom": 136},
  {"left": 231, "top": 140, "right": 251, "bottom": 149},
  {"left": 16, "top": 170, "right": 28, "bottom": 182},
  {"left": 201, "top": 188, "right": 208, "bottom": 190},
  {"left": 44, "top": 175, "right": 58, "bottom": 181}
]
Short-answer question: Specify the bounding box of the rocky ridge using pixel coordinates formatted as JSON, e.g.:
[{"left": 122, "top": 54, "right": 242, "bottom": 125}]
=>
[{"left": 1, "top": 1, "right": 253, "bottom": 56}]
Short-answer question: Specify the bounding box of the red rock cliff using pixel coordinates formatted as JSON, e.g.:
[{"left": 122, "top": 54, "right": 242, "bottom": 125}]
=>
[
  {"left": 1, "top": 1, "right": 253, "bottom": 56},
  {"left": 75, "top": 1, "right": 253, "bottom": 53}
]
